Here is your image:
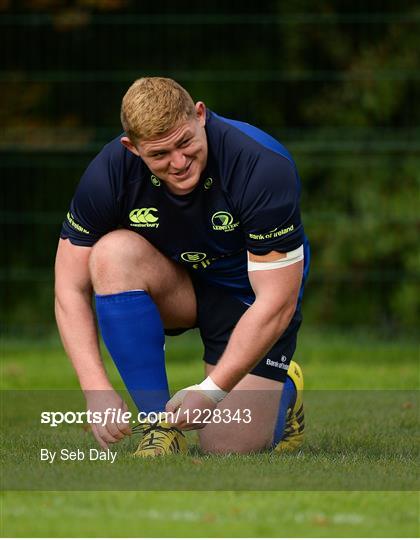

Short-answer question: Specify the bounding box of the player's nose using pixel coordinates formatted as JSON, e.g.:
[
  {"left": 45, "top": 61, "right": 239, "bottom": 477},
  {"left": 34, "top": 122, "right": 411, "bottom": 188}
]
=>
[{"left": 170, "top": 150, "right": 187, "bottom": 171}]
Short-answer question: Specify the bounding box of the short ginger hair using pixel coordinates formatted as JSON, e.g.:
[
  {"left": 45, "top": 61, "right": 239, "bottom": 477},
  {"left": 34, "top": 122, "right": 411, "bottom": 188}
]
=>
[{"left": 121, "top": 77, "right": 197, "bottom": 142}]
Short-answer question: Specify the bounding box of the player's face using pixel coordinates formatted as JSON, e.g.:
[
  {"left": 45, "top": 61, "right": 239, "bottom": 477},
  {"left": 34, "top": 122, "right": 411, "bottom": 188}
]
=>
[{"left": 135, "top": 102, "right": 208, "bottom": 195}]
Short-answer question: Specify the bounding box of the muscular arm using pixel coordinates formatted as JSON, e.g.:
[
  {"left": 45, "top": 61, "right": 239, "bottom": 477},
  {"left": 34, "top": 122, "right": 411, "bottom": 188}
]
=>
[
  {"left": 55, "top": 238, "right": 131, "bottom": 446},
  {"left": 54, "top": 238, "right": 112, "bottom": 391},
  {"left": 166, "top": 249, "right": 303, "bottom": 427},
  {"left": 208, "top": 251, "right": 303, "bottom": 392}
]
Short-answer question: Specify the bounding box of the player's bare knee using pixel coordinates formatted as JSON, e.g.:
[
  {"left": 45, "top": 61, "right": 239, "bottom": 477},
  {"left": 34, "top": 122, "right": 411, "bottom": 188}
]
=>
[
  {"left": 90, "top": 230, "right": 145, "bottom": 272},
  {"left": 89, "top": 230, "right": 155, "bottom": 291}
]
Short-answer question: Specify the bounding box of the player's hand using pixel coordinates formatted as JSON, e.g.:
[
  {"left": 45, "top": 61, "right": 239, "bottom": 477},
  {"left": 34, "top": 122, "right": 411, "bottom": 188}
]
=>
[
  {"left": 166, "top": 388, "right": 217, "bottom": 431},
  {"left": 84, "top": 389, "right": 132, "bottom": 449}
]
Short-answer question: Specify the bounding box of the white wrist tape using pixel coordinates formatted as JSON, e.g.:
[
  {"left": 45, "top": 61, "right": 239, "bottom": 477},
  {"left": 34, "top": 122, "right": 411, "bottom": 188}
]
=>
[
  {"left": 197, "top": 376, "right": 228, "bottom": 403},
  {"left": 247, "top": 244, "right": 304, "bottom": 272}
]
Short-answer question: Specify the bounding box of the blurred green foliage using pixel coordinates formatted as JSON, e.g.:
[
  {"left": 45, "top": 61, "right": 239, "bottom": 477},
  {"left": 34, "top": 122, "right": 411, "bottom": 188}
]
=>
[{"left": 1, "top": 1, "right": 419, "bottom": 335}]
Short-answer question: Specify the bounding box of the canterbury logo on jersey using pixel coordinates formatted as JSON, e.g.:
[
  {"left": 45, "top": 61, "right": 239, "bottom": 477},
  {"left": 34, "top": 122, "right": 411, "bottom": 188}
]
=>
[{"left": 129, "top": 208, "right": 159, "bottom": 228}]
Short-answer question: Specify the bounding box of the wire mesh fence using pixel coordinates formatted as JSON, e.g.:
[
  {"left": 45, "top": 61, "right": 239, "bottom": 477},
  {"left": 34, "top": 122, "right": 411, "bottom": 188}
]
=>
[{"left": 1, "top": 2, "right": 419, "bottom": 336}]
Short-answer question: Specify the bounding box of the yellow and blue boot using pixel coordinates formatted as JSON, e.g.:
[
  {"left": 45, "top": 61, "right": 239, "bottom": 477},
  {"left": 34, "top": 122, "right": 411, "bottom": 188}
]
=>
[{"left": 275, "top": 360, "right": 305, "bottom": 452}]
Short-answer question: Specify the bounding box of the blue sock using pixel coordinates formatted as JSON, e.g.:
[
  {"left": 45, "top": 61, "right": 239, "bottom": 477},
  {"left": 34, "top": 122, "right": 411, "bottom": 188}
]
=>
[
  {"left": 95, "top": 290, "right": 169, "bottom": 413},
  {"left": 273, "top": 375, "right": 297, "bottom": 445}
]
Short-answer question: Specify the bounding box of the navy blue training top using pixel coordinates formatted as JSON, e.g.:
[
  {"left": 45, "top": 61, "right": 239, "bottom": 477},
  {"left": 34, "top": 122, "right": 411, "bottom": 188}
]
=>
[{"left": 61, "top": 111, "right": 310, "bottom": 301}]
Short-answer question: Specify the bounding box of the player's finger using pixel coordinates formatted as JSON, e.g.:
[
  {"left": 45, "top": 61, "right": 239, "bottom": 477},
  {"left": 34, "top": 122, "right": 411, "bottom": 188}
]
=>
[
  {"left": 169, "top": 408, "right": 189, "bottom": 430},
  {"left": 106, "top": 423, "right": 127, "bottom": 440},
  {"left": 173, "top": 419, "right": 203, "bottom": 431},
  {"left": 166, "top": 390, "right": 185, "bottom": 412},
  {"left": 165, "top": 400, "right": 179, "bottom": 413},
  {"left": 97, "top": 425, "right": 119, "bottom": 444},
  {"left": 104, "top": 422, "right": 124, "bottom": 439},
  {"left": 117, "top": 422, "right": 132, "bottom": 436},
  {"left": 103, "top": 432, "right": 120, "bottom": 444},
  {"left": 166, "top": 385, "right": 197, "bottom": 412}
]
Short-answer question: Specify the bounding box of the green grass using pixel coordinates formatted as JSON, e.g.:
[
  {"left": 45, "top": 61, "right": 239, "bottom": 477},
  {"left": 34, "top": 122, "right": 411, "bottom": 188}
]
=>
[
  {"left": 2, "top": 491, "right": 419, "bottom": 537},
  {"left": 1, "top": 328, "right": 419, "bottom": 537},
  {"left": 2, "top": 328, "right": 418, "bottom": 391}
]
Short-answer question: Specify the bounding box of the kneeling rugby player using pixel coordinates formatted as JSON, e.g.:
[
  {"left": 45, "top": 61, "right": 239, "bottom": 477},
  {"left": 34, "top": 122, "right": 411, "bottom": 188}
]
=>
[{"left": 55, "top": 77, "right": 309, "bottom": 456}]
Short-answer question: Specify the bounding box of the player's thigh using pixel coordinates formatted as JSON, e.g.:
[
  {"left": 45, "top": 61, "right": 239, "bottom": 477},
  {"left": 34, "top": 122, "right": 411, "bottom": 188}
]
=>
[
  {"left": 146, "top": 250, "right": 197, "bottom": 330},
  {"left": 198, "top": 369, "right": 283, "bottom": 454}
]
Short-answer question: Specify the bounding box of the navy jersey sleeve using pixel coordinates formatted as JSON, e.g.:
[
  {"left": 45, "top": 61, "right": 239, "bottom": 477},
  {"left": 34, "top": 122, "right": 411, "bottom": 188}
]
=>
[
  {"left": 236, "top": 152, "right": 304, "bottom": 255},
  {"left": 60, "top": 144, "right": 121, "bottom": 246}
]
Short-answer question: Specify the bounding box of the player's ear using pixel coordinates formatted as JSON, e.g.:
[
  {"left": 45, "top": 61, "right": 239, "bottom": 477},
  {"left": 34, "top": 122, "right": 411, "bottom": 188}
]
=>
[
  {"left": 195, "top": 101, "right": 206, "bottom": 126},
  {"left": 120, "top": 136, "right": 140, "bottom": 156}
]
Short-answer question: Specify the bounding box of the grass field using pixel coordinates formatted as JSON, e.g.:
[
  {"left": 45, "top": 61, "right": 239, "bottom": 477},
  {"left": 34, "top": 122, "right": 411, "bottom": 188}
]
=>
[{"left": 1, "top": 328, "right": 419, "bottom": 537}]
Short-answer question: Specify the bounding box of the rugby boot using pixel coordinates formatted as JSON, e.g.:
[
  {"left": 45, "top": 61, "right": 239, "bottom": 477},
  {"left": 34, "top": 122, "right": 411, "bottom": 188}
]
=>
[
  {"left": 133, "top": 421, "right": 188, "bottom": 457},
  {"left": 275, "top": 360, "right": 305, "bottom": 452}
]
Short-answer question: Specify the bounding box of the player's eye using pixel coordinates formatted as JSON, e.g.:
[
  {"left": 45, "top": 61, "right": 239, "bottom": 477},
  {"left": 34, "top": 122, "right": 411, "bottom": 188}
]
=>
[{"left": 179, "top": 138, "right": 192, "bottom": 147}]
